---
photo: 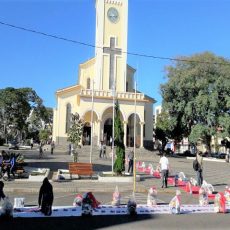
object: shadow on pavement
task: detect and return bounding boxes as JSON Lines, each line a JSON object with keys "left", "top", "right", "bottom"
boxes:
{"left": 27, "top": 162, "right": 112, "bottom": 173}
{"left": 0, "top": 215, "right": 154, "bottom": 230}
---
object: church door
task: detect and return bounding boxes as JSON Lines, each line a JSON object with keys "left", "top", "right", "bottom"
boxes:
{"left": 103, "top": 118, "right": 113, "bottom": 146}
{"left": 127, "top": 114, "right": 140, "bottom": 148}
{"left": 83, "top": 122, "right": 91, "bottom": 146}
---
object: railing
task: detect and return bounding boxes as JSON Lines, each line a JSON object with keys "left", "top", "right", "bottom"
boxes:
{"left": 80, "top": 89, "right": 145, "bottom": 100}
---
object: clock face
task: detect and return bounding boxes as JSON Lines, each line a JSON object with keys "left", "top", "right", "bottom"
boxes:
{"left": 107, "top": 7, "right": 119, "bottom": 23}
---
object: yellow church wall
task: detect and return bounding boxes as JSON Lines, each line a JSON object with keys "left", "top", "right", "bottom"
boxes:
{"left": 79, "top": 58, "right": 96, "bottom": 88}
{"left": 104, "top": 5, "right": 123, "bottom": 47}
{"left": 102, "top": 55, "right": 110, "bottom": 90}
{"left": 126, "top": 65, "right": 135, "bottom": 92}
{"left": 144, "top": 102, "right": 153, "bottom": 140}
{"left": 116, "top": 57, "right": 123, "bottom": 91}
{"left": 52, "top": 108, "right": 57, "bottom": 142}
{"left": 56, "top": 91, "right": 81, "bottom": 138}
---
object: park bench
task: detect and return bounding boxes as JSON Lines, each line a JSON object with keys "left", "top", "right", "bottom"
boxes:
{"left": 68, "top": 162, "right": 94, "bottom": 179}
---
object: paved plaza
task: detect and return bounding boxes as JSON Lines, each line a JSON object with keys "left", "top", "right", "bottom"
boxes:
{"left": 1, "top": 145, "right": 230, "bottom": 207}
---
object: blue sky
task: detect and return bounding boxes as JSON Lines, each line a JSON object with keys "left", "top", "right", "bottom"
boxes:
{"left": 0, "top": 0, "right": 230, "bottom": 109}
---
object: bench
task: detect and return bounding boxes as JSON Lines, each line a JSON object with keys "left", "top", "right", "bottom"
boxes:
{"left": 68, "top": 162, "right": 93, "bottom": 179}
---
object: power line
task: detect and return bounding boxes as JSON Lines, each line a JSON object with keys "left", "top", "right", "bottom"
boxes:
{"left": 1, "top": 20, "right": 230, "bottom": 66}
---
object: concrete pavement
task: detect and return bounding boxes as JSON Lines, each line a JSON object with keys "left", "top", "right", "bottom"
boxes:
{"left": 1, "top": 146, "right": 230, "bottom": 205}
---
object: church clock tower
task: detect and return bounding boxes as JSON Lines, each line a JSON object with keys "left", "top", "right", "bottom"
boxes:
{"left": 95, "top": 0, "right": 128, "bottom": 92}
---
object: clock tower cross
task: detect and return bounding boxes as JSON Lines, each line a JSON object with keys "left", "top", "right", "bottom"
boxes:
{"left": 95, "top": 0, "right": 128, "bottom": 92}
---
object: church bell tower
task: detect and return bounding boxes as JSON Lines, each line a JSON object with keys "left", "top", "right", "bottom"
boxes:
{"left": 95, "top": 0, "right": 128, "bottom": 92}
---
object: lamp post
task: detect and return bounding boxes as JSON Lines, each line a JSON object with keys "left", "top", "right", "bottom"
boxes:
{"left": 90, "top": 80, "right": 94, "bottom": 164}
{"left": 133, "top": 81, "right": 137, "bottom": 193}
{"left": 112, "top": 83, "right": 116, "bottom": 174}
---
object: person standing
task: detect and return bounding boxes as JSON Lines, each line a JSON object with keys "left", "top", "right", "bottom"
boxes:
{"left": 99, "top": 141, "right": 103, "bottom": 158}
{"left": 38, "top": 177, "right": 54, "bottom": 216}
{"left": 196, "top": 151, "right": 204, "bottom": 186}
{"left": 102, "top": 142, "right": 107, "bottom": 158}
{"left": 159, "top": 152, "right": 170, "bottom": 188}
{"left": 50, "top": 141, "right": 55, "bottom": 155}
{"left": 0, "top": 181, "right": 6, "bottom": 202}
{"left": 127, "top": 149, "right": 134, "bottom": 174}
{"left": 68, "top": 143, "right": 72, "bottom": 155}
{"left": 30, "top": 138, "right": 34, "bottom": 150}
{"left": 39, "top": 142, "right": 43, "bottom": 159}
{"left": 110, "top": 137, "right": 113, "bottom": 149}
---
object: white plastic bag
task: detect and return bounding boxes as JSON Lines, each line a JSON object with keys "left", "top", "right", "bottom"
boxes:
{"left": 169, "top": 190, "right": 181, "bottom": 214}
{"left": 111, "top": 186, "right": 121, "bottom": 206}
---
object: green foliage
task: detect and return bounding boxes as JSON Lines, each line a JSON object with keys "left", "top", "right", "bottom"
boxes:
{"left": 160, "top": 52, "right": 230, "bottom": 151}
{"left": 67, "top": 113, "right": 84, "bottom": 162}
{"left": 67, "top": 113, "right": 84, "bottom": 147}
{"left": 113, "top": 101, "right": 125, "bottom": 175}
{"left": 39, "top": 129, "right": 51, "bottom": 142}
{"left": 0, "top": 87, "right": 47, "bottom": 142}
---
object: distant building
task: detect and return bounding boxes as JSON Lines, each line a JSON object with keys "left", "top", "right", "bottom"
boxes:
{"left": 154, "top": 105, "right": 162, "bottom": 127}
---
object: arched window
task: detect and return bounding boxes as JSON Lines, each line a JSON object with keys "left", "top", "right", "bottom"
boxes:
{"left": 87, "top": 78, "right": 91, "bottom": 89}
{"left": 65, "top": 103, "right": 72, "bottom": 133}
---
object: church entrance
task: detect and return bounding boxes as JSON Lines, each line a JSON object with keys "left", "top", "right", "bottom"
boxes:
{"left": 83, "top": 122, "right": 91, "bottom": 145}
{"left": 103, "top": 118, "right": 113, "bottom": 146}
{"left": 127, "top": 114, "right": 140, "bottom": 148}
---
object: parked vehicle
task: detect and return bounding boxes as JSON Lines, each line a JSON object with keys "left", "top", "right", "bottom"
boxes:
{"left": 210, "top": 152, "right": 226, "bottom": 159}
{"left": 8, "top": 141, "right": 19, "bottom": 150}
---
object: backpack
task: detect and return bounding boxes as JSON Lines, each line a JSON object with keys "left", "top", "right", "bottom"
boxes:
{"left": 193, "top": 159, "right": 199, "bottom": 171}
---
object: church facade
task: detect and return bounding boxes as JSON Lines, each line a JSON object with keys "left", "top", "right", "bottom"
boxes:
{"left": 52, "top": 0, "right": 155, "bottom": 148}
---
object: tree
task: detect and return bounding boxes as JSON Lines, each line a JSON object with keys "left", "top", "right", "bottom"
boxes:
{"left": 155, "top": 110, "right": 186, "bottom": 151}
{"left": 27, "top": 107, "right": 53, "bottom": 141}
{"left": 67, "top": 113, "right": 84, "bottom": 162}
{"left": 113, "top": 101, "right": 125, "bottom": 175}
{"left": 39, "top": 129, "right": 51, "bottom": 143}
{"left": 0, "top": 87, "right": 47, "bottom": 143}
{"left": 160, "top": 52, "right": 230, "bottom": 153}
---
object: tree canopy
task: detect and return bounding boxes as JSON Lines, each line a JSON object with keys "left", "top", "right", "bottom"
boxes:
{"left": 0, "top": 87, "right": 49, "bottom": 142}
{"left": 160, "top": 52, "right": 230, "bottom": 152}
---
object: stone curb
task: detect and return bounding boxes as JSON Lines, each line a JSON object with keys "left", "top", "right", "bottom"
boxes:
{"left": 4, "top": 185, "right": 147, "bottom": 194}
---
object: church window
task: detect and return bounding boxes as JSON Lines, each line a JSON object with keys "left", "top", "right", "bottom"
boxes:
{"left": 65, "top": 103, "right": 72, "bottom": 133}
{"left": 126, "top": 82, "right": 128, "bottom": 92}
{"left": 87, "top": 78, "right": 91, "bottom": 89}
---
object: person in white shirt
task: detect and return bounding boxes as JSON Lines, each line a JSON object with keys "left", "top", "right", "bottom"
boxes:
{"left": 159, "top": 152, "right": 170, "bottom": 188}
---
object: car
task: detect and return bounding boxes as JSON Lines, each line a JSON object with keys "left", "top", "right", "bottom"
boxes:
{"left": 211, "top": 152, "right": 226, "bottom": 159}
{"left": 8, "top": 141, "right": 19, "bottom": 150}
{"left": 218, "top": 153, "right": 227, "bottom": 159}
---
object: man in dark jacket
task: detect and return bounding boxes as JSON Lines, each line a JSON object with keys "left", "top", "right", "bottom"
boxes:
{"left": 38, "top": 177, "right": 54, "bottom": 216}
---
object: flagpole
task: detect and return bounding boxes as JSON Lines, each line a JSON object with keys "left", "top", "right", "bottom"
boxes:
{"left": 90, "top": 80, "right": 94, "bottom": 163}
{"left": 133, "top": 81, "right": 137, "bottom": 193}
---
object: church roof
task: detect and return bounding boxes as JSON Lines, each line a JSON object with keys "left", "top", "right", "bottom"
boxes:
{"left": 136, "top": 90, "right": 156, "bottom": 103}
{"left": 56, "top": 85, "right": 82, "bottom": 96}
{"left": 79, "top": 57, "right": 95, "bottom": 68}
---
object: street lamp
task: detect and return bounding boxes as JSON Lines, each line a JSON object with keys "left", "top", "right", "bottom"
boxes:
{"left": 112, "top": 83, "right": 116, "bottom": 174}
{"left": 90, "top": 80, "right": 94, "bottom": 164}
{"left": 133, "top": 81, "right": 137, "bottom": 193}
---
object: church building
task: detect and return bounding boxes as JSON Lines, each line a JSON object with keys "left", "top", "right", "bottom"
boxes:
{"left": 52, "top": 0, "right": 155, "bottom": 148}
